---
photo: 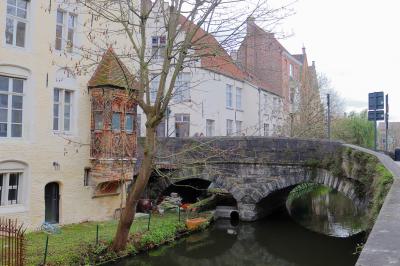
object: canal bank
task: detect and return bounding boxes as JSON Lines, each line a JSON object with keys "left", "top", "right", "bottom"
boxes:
{"left": 112, "top": 207, "right": 365, "bottom": 266}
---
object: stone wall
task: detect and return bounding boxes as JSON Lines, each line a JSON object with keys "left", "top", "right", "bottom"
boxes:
{"left": 139, "top": 137, "right": 367, "bottom": 220}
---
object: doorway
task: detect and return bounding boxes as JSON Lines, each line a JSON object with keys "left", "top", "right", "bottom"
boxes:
{"left": 45, "top": 182, "right": 60, "bottom": 224}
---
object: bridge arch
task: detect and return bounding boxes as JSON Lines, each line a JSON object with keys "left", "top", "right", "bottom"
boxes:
{"left": 230, "top": 169, "right": 366, "bottom": 221}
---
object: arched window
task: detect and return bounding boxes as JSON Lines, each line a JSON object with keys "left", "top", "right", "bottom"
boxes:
{"left": 0, "top": 161, "right": 27, "bottom": 207}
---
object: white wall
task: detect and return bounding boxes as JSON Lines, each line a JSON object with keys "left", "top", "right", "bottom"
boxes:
{"left": 137, "top": 67, "right": 285, "bottom": 138}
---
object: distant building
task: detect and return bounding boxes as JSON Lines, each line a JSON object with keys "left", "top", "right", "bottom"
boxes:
{"left": 378, "top": 122, "right": 400, "bottom": 152}
{"left": 237, "top": 17, "right": 321, "bottom": 137}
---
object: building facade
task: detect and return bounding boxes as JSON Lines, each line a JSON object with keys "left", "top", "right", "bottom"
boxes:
{"left": 0, "top": 0, "right": 316, "bottom": 228}
{"left": 0, "top": 0, "right": 140, "bottom": 229}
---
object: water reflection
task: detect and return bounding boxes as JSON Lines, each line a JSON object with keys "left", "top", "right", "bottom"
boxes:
{"left": 112, "top": 208, "right": 364, "bottom": 266}
{"left": 287, "top": 185, "right": 366, "bottom": 237}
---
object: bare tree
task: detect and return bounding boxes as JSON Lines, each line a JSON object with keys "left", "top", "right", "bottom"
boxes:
{"left": 318, "top": 72, "right": 345, "bottom": 120}
{"left": 57, "top": 0, "right": 291, "bottom": 251}
{"left": 287, "top": 71, "right": 345, "bottom": 139}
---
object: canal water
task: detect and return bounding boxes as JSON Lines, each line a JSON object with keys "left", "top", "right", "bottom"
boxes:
{"left": 114, "top": 185, "right": 365, "bottom": 266}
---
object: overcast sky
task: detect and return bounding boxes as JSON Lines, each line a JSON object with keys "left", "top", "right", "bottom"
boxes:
{"left": 274, "top": 0, "right": 400, "bottom": 121}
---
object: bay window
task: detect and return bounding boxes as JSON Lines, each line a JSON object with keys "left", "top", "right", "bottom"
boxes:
{"left": 0, "top": 75, "right": 24, "bottom": 138}
{"left": 5, "top": 0, "right": 28, "bottom": 48}
{"left": 125, "top": 114, "right": 134, "bottom": 133}
{"left": 94, "top": 112, "right": 103, "bottom": 130}
{"left": 112, "top": 113, "right": 121, "bottom": 131}
{"left": 53, "top": 88, "right": 73, "bottom": 133}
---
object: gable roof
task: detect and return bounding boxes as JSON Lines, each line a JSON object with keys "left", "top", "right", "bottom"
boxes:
{"left": 292, "top": 54, "right": 304, "bottom": 63}
{"left": 179, "top": 15, "right": 248, "bottom": 81}
{"left": 88, "top": 48, "right": 137, "bottom": 90}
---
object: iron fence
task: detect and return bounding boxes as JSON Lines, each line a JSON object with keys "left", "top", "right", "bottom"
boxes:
{"left": 0, "top": 218, "right": 25, "bottom": 266}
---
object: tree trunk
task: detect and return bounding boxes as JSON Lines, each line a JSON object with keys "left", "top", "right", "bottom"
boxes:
{"left": 111, "top": 126, "right": 156, "bottom": 252}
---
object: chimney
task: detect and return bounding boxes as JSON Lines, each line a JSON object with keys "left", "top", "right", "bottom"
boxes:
{"left": 247, "top": 16, "right": 256, "bottom": 24}
{"left": 230, "top": 50, "right": 238, "bottom": 61}
{"left": 312, "top": 61, "right": 315, "bottom": 67}
{"left": 302, "top": 46, "right": 306, "bottom": 55}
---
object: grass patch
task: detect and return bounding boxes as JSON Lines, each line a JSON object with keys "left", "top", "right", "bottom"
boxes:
{"left": 26, "top": 211, "right": 210, "bottom": 266}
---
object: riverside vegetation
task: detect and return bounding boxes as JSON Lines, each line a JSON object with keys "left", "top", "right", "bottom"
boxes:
{"left": 26, "top": 212, "right": 212, "bottom": 265}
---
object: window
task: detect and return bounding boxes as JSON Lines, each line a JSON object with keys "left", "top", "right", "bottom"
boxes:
{"left": 174, "top": 73, "right": 190, "bottom": 103}
{"left": 55, "top": 9, "right": 76, "bottom": 52}
{"left": 206, "top": 119, "right": 215, "bottom": 137}
{"left": 137, "top": 114, "right": 141, "bottom": 136}
{"left": 226, "top": 119, "right": 233, "bottom": 136}
{"left": 0, "top": 76, "right": 24, "bottom": 138}
{"left": 94, "top": 112, "right": 103, "bottom": 130}
{"left": 263, "top": 123, "right": 269, "bottom": 136}
{"left": 289, "top": 64, "right": 293, "bottom": 78}
{"left": 112, "top": 113, "right": 121, "bottom": 131}
{"left": 226, "top": 85, "right": 233, "bottom": 108}
{"left": 151, "top": 36, "right": 166, "bottom": 59}
{"left": 53, "top": 88, "right": 73, "bottom": 132}
{"left": 175, "top": 114, "right": 190, "bottom": 137}
{"left": 236, "top": 88, "right": 242, "bottom": 110}
{"left": 263, "top": 94, "right": 268, "bottom": 111}
{"left": 150, "top": 74, "right": 160, "bottom": 103}
{"left": 290, "top": 87, "right": 295, "bottom": 104}
{"left": 125, "top": 114, "right": 134, "bottom": 133}
{"left": 0, "top": 172, "right": 22, "bottom": 206}
{"left": 5, "top": 0, "right": 28, "bottom": 48}
{"left": 236, "top": 120, "right": 242, "bottom": 135}
{"left": 156, "top": 119, "right": 165, "bottom": 137}
{"left": 83, "top": 167, "right": 90, "bottom": 186}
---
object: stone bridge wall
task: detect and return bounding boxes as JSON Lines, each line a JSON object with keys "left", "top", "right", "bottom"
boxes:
{"left": 138, "top": 137, "right": 371, "bottom": 221}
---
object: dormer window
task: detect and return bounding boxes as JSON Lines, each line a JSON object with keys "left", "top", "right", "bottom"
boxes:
{"left": 5, "top": 0, "right": 29, "bottom": 48}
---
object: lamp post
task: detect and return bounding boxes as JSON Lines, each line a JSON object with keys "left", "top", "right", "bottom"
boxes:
{"left": 327, "top": 94, "right": 331, "bottom": 140}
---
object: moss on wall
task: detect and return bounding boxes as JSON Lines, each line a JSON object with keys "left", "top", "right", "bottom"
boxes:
{"left": 305, "top": 147, "right": 394, "bottom": 230}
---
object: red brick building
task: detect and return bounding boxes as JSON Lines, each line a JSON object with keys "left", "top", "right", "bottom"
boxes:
{"left": 87, "top": 48, "right": 138, "bottom": 196}
{"left": 237, "top": 17, "right": 322, "bottom": 136}
{"left": 237, "top": 17, "right": 303, "bottom": 113}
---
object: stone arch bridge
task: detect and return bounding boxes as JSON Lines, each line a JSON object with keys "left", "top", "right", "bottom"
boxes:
{"left": 138, "top": 137, "right": 368, "bottom": 221}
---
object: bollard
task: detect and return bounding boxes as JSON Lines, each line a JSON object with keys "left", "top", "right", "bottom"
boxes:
{"left": 96, "top": 224, "right": 99, "bottom": 245}
{"left": 147, "top": 211, "right": 151, "bottom": 231}
{"left": 43, "top": 235, "right": 49, "bottom": 265}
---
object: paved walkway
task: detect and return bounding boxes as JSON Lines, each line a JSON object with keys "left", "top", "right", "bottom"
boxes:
{"left": 344, "top": 144, "right": 400, "bottom": 266}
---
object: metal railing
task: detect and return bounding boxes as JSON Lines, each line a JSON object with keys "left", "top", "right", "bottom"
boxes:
{"left": 0, "top": 218, "right": 26, "bottom": 266}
